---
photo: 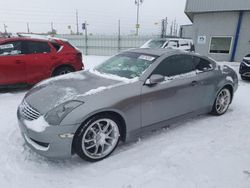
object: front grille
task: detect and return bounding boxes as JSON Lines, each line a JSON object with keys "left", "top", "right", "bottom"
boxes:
{"left": 19, "top": 100, "right": 41, "bottom": 121}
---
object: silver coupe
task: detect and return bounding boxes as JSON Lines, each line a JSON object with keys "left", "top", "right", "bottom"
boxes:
{"left": 17, "top": 49, "right": 238, "bottom": 162}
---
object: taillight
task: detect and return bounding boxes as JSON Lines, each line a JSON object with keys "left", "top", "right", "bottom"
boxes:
{"left": 77, "top": 52, "right": 82, "bottom": 60}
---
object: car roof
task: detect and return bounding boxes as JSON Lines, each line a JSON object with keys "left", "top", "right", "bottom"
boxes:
{"left": 0, "top": 35, "right": 67, "bottom": 44}
{"left": 0, "top": 37, "right": 51, "bottom": 44}
{"left": 126, "top": 48, "right": 182, "bottom": 57}
{"left": 150, "top": 38, "right": 193, "bottom": 42}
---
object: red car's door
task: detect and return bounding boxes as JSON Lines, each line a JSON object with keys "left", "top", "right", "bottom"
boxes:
{"left": 24, "top": 40, "right": 53, "bottom": 84}
{"left": 0, "top": 41, "right": 26, "bottom": 85}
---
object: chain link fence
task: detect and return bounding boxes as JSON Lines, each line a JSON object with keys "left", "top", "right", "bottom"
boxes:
{"left": 56, "top": 34, "right": 160, "bottom": 56}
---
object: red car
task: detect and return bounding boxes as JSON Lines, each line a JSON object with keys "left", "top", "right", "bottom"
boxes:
{"left": 0, "top": 36, "right": 83, "bottom": 87}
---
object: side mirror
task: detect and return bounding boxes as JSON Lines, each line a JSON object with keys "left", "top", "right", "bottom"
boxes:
{"left": 145, "top": 74, "right": 165, "bottom": 85}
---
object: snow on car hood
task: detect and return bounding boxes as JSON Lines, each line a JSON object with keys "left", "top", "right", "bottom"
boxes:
{"left": 24, "top": 70, "right": 128, "bottom": 114}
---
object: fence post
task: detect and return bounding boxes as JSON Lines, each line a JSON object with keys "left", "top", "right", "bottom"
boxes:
{"left": 118, "top": 20, "right": 121, "bottom": 53}
{"left": 84, "top": 21, "right": 88, "bottom": 55}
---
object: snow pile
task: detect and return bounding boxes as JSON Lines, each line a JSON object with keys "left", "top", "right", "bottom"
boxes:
{"left": 83, "top": 86, "right": 107, "bottom": 96}
{"left": 55, "top": 87, "right": 78, "bottom": 106}
{"left": 24, "top": 116, "right": 49, "bottom": 133}
{"left": 79, "top": 82, "right": 129, "bottom": 97}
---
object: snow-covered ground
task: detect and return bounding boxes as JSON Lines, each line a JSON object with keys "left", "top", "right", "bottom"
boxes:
{"left": 0, "top": 56, "right": 250, "bottom": 188}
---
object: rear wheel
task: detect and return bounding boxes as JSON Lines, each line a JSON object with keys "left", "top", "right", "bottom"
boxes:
{"left": 211, "top": 88, "right": 231, "bottom": 116}
{"left": 74, "top": 114, "right": 121, "bottom": 162}
{"left": 52, "top": 66, "right": 74, "bottom": 77}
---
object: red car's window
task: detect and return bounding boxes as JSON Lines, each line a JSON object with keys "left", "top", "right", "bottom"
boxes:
{"left": 51, "top": 42, "right": 61, "bottom": 52}
{"left": 0, "top": 41, "right": 23, "bottom": 56}
{"left": 26, "top": 41, "right": 51, "bottom": 54}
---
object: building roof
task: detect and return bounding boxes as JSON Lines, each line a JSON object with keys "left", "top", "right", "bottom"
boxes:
{"left": 185, "top": 0, "right": 250, "bottom": 21}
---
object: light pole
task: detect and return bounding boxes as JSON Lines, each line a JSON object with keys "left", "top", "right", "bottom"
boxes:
{"left": 135, "top": 0, "right": 143, "bottom": 36}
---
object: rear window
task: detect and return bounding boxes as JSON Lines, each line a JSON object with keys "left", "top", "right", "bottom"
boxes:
{"left": 51, "top": 42, "right": 61, "bottom": 51}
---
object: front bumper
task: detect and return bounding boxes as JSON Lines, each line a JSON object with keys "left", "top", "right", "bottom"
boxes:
{"left": 17, "top": 108, "right": 81, "bottom": 159}
{"left": 239, "top": 61, "right": 250, "bottom": 77}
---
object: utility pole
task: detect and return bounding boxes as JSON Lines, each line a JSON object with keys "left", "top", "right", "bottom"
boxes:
{"left": 76, "top": 9, "right": 79, "bottom": 35}
{"left": 160, "top": 17, "right": 168, "bottom": 38}
{"left": 135, "top": 0, "right": 143, "bottom": 36}
{"left": 170, "top": 21, "right": 173, "bottom": 36}
{"left": 51, "top": 22, "right": 54, "bottom": 33}
{"left": 3, "top": 24, "right": 7, "bottom": 34}
{"left": 165, "top": 17, "right": 168, "bottom": 36}
{"left": 118, "top": 19, "right": 121, "bottom": 52}
{"left": 173, "top": 18, "right": 177, "bottom": 36}
{"left": 83, "top": 21, "right": 88, "bottom": 55}
{"left": 27, "top": 22, "right": 30, "bottom": 33}
{"left": 161, "top": 19, "right": 165, "bottom": 38}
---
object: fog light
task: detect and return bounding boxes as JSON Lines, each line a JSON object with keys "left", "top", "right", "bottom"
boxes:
{"left": 59, "top": 133, "right": 74, "bottom": 139}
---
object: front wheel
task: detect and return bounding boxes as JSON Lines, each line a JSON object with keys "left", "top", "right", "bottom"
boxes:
{"left": 211, "top": 88, "right": 231, "bottom": 116}
{"left": 74, "top": 114, "right": 121, "bottom": 162}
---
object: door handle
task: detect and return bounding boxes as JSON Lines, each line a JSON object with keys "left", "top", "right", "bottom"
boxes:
{"left": 191, "top": 81, "right": 199, "bottom": 86}
{"left": 16, "top": 60, "right": 24, "bottom": 64}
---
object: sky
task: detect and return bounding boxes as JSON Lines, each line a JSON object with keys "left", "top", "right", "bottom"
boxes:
{"left": 0, "top": 0, "right": 191, "bottom": 35}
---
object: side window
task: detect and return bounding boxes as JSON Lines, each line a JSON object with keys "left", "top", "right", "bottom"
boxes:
{"left": 27, "top": 41, "right": 51, "bottom": 54}
{"left": 193, "top": 56, "right": 213, "bottom": 72}
{"left": 179, "top": 41, "right": 189, "bottom": 47}
{"left": 152, "top": 55, "right": 195, "bottom": 77}
{"left": 0, "top": 41, "right": 22, "bottom": 56}
{"left": 167, "top": 41, "right": 178, "bottom": 48}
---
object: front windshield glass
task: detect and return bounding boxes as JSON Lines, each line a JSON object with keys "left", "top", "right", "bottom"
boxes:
{"left": 95, "top": 52, "right": 158, "bottom": 79}
{"left": 141, "top": 39, "right": 167, "bottom": 48}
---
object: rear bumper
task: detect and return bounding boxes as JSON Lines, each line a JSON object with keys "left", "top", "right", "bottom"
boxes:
{"left": 239, "top": 62, "right": 250, "bottom": 77}
{"left": 17, "top": 108, "right": 80, "bottom": 159}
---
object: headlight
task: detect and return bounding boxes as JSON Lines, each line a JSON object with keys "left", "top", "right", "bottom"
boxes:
{"left": 45, "top": 100, "right": 83, "bottom": 125}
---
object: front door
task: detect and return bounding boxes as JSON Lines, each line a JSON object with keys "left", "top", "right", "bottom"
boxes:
{"left": 0, "top": 41, "right": 26, "bottom": 85}
{"left": 141, "top": 54, "right": 204, "bottom": 127}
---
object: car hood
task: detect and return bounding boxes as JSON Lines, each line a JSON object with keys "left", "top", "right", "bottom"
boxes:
{"left": 24, "top": 70, "right": 124, "bottom": 114}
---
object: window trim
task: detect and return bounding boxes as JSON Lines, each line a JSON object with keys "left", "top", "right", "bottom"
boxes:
{"left": 208, "top": 36, "right": 233, "bottom": 55}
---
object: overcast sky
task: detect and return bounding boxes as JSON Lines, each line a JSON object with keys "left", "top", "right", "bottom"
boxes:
{"left": 0, "top": 0, "right": 191, "bottom": 35}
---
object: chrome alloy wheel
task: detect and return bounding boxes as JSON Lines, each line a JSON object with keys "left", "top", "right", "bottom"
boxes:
{"left": 215, "top": 89, "right": 231, "bottom": 114}
{"left": 82, "top": 118, "right": 120, "bottom": 159}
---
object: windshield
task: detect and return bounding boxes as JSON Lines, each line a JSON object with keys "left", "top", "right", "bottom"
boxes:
{"left": 141, "top": 39, "right": 167, "bottom": 48}
{"left": 95, "top": 52, "right": 158, "bottom": 79}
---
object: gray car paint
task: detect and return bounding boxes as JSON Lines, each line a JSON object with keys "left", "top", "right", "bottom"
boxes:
{"left": 17, "top": 49, "right": 238, "bottom": 158}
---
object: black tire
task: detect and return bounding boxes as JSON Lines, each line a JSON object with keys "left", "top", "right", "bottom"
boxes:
{"left": 211, "top": 88, "right": 231, "bottom": 116}
{"left": 52, "top": 66, "right": 74, "bottom": 77}
{"left": 74, "top": 114, "right": 121, "bottom": 162}
{"left": 241, "top": 75, "right": 247, "bottom": 81}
